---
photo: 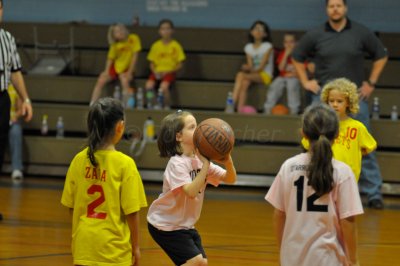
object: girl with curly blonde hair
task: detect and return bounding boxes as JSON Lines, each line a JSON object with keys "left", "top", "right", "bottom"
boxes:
{"left": 302, "top": 78, "right": 377, "bottom": 181}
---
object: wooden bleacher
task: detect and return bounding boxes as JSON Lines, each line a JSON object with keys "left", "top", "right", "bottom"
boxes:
{"left": 2, "top": 22, "right": 400, "bottom": 189}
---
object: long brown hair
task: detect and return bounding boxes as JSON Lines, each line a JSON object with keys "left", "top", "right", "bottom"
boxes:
{"left": 157, "top": 110, "right": 192, "bottom": 158}
{"left": 302, "top": 103, "right": 339, "bottom": 195}
{"left": 87, "top": 98, "right": 124, "bottom": 166}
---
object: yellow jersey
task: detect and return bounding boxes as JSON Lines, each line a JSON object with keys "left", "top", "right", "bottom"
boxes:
{"left": 61, "top": 147, "right": 147, "bottom": 266}
{"left": 107, "top": 34, "right": 142, "bottom": 74}
{"left": 147, "top": 39, "right": 186, "bottom": 73}
{"left": 8, "top": 85, "right": 19, "bottom": 122}
{"left": 301, "top": 117, "right": 377, "bottom": 181}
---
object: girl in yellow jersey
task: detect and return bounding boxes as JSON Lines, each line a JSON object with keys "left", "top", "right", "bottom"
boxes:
{"left": 61, "top": 97, "right": 147, "bottom": 266}
{"left": 90, "top": 24, "right": 142, "bottom": 105}
{"left": 302, "top": 78, "right": 377, "bottom": 182}
{"left": 145, "top": 19, "right": 186, "bottom": 109}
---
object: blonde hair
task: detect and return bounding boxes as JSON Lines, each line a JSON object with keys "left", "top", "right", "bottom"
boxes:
{"left": 107, "top": 23, "right": 129, "bottom": 45}
{"left": 321, "top": 78, "right": 359, "bottom": 114}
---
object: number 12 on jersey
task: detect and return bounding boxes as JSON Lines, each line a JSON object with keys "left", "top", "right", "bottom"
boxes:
{"left": 294, "top": 175, "right": 328, "bottom": 212}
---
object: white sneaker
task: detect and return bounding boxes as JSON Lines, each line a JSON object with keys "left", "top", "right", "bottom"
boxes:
{"left": 11, "top": 170, "right": 24, "bottom": 183}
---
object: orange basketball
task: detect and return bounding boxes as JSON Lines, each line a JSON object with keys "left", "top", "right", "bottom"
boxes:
{"left": 193, "top": 118, "right": 235, "bottom": 161}
{"left": 271, "top": 104, "right": 290, "bottom": 115}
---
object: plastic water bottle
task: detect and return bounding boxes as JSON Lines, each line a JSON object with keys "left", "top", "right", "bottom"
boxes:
{"left": 126, "top": 93, "right": 136, "bottom": 109}
{"left": 371, "top": 97, "right": 380, "bottom": 120}
{"left": 136, "top": 87, "right": 144, "bottom": 109}
{"left": 225, "top": 91, "right": 234, "bottom": 113}
{"left": 56, "top": 116, "right": 64, "bottom": 139}
{"left": 41, "top": 114, "right": 48, "bottom": 136}
{"left": 113, "top": 85, "right": 121, "bottom": 101}
{"left": 143, "top": 117, "right": 155, "bottom": 141}
{"left": 155, "top": 88, "right": 164, "bottom": 110}
{"left": 146, "top": 90, "right": 154, "bottom": 109}
{"left": 391, "top": 105, "right": 398, "bottom": 121}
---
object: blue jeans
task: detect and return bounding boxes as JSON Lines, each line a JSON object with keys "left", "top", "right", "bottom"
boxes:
{"left": 8, "top": 122, "right": 23, "bottom": 171}
{"left": 354, "top": 100, "right": 383, "bottom": 201}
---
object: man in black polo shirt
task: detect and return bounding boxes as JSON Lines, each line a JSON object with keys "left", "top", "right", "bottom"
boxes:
{"left": 0, "top": 0, "right": 33, "bottom": 176}
{"left": 292, "top": 0, "right": 388, "bottom": 209}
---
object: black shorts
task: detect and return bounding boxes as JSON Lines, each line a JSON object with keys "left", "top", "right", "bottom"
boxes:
{"left": 148, "top": 222, "right": 206, "bottom": 266}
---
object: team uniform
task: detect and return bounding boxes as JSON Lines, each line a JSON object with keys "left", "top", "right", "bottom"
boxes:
{"left": 244, "top": 42, "right": 274, "bottom": 85}
{"left": 302, "top": 117, "right": 377, "bottom": 181}
{"left": 265, "top": 153, "right": 364, "bottom": 266}
{"left": 108, "top": 34, "right": 142, "bottom": 79}
{"left": 147, "top": 154, "right": 225, "bottom": 265}
{"left": 147, "top": 39, "right": 186, "bottom": 83}
{"left": 61, "top": 148, "right": 147, "bottom": 266}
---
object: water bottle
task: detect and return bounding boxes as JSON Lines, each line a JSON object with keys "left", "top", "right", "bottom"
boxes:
{"left": 146, "top": 89, "right": 154, "bottom": 109}
{"left": 136, "top": 87, "right": 144, "bottom": 109}
{"left": 126, "top": 93, "right": 136, "bottom": 109}
{"left": 225, "top": 91, "right": 234, "bottom": 113}
{"left": 41, "top": 114, "right": 48, "bottom": 136}
{"left": 143, "top": 117, "right": 155, "bottom": 141}
{"left": 113, "top": 85, "right": 121, "bottom": 100}
{"left": 56, "top": 116, "right": 64, "bottom": 139}
{"left": 155, "top": 88, "right": 164, "bottom": 110}
{"left": 371, "top": 97, "right": 380, "bottom": 120}
{"left": 391, "top": 105, "right": 398, "bottom": 121}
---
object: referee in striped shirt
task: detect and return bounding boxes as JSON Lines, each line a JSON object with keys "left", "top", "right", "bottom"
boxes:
{"left": 0, "top": 0, "right": 33, "bottom": 181}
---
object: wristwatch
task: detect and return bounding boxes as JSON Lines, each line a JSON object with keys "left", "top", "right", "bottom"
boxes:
{"left": 24, "top": 98, "right": 31, "bottom": 104}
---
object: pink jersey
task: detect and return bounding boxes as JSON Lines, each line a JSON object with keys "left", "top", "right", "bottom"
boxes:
{"left": 147, "top": 154, "right": 226, "bottom": 231}
{"left": 265, "top": 153, "right": 363, "bottom": 266}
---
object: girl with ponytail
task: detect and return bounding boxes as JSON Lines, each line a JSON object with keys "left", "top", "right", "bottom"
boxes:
{"left": 266, "top": 103, "right": 363, "bottom": 266}
{"left": 61, "top": 97, "right": 147, "bottom": 266}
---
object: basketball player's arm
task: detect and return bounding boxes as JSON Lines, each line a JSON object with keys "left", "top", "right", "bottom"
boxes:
{"left": 11, "top": 71, "right": 33, "bottom": 122}
{"left": 126, "top": 212, "right": 141, "bottom": 266}
{"left": 183, "top": 153, "right": 210, "bottom": 198}
{"left": 273, "top": 209, "right": 286, "bottom": 249}
{"left": 217, "top": 155, "right": 236, "bottom": 184}
{"left": 340, "top": 216, "right": 359, "bottom": 266}
{"left": 127, "top": 52, "right": 139, "bottom": 75}
{"left": 292, "top": 59, "right": 320, "bottom": 94}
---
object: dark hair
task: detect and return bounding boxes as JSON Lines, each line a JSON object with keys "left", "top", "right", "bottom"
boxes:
{"left": 87, "top": 97, "right": 124, "bottom": 166}
{"left": 0, "top": 0, "right": 3, "bottom": 8}
{"left": 158, "top": 110, "right": 192, "bottom": 158}
{"left": 326, "top": 0, "right": 347, "bottom": 6}
{"left": 302, "top": 103, "right": 339, "bottom": 196}
{"left": 158, "top": 19, "right": 174, "bottom": 29}
{"left": 248, "top": 20, "right": 272, "bottom": 43}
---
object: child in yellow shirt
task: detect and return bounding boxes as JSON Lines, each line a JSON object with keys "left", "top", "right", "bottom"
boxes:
{"left": 90, "top": 23, "right": 141, "bottom": 105}
{"left": 145, "top": 19, "right": 186, "bottom": 109}
{"left": 302, "top": 78, "right": 377, "bottom": 181}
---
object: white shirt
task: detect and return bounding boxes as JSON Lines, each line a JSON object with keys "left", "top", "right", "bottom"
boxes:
{"left": 265, "top": 153, "right": 364, "bottom": 266}
{"left": 244, "top": 42, "right": 274, "bottom": 76}
{"left": 147, "top": 154, "right": 226, "bottom": 231}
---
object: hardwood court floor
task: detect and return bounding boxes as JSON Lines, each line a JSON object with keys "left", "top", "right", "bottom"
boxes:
{"left": 1, "top": 176, "right": 400, "bottom": 266}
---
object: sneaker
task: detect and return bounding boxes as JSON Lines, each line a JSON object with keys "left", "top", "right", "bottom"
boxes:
{"left": 11, "top": 170, "right": 24, "bottom": 184}
{"left": 368, "top": 199, "right": 384, "bottom": 210}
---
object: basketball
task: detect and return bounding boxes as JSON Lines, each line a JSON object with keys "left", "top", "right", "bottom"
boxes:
{"left": 193, "top": 118, "right": 235, "bottom": 161}
{"left": 271, "top": 104, "right": 290, "bottom": 115}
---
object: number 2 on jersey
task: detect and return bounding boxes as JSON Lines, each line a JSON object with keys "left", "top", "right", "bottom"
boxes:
{"left": 87, "top": 184, "right": 107, "bottom": 219}
{"left": 294, "top": 175, "right": 328, "bottom": 212}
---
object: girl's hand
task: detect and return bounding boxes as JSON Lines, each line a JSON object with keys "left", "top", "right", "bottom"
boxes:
{"left": 213, "top": 154, "right": 233, "bottom": 166}
{"left": 195, "top": 149, "right": 210, "bottom": 166}
{"left": 241, "top": 64, "right": 251, "bottom": 72}
{"left": 132, "top": 246, "right": 140, "bottom": 266}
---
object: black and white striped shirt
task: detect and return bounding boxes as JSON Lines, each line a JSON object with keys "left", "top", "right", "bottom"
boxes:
{"left": 0, "top": 28, "right": 22, "bottom": 91}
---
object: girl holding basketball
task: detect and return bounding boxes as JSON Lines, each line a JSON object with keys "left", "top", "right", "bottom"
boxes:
{"left": 61, "top": 97, "right": 147, "bottom": 266}
{"left": 232, "top": 20, "right": 274, "bottom": 112}
{"left": 266, "top": 104, "right": 363, "bottom": 266}
{"left": 147, "top": 110, "right": 236, "bottom": 266}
